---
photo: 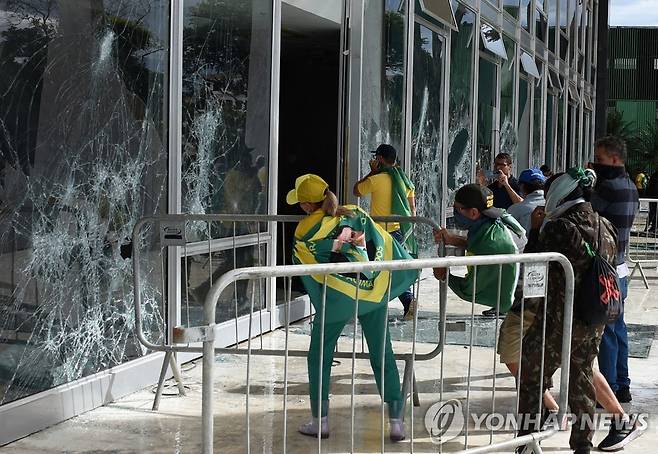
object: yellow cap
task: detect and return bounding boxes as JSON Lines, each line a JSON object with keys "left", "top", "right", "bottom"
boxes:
{"left": 286, "top": 174, "right": 329, "bottom": 205}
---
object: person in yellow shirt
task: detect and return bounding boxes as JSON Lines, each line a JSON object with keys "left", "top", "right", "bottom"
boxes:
{"left": 353, "top": 144, "right": 417, "bottom": 320}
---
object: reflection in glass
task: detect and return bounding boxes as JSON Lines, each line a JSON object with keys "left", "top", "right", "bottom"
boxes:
{"left": 500, "top": 36, "right": 517, "bottom": 168}
{"left": 411, "top": 23, "right": 444, "bottom": 256}
{"left": 520, "top": 0, "right": 531, "bottom": 32}
{"left": 520, "top": 52, "right": 540, "bottom": 79}
{"left": 448, "top": 4, "right": 475, "bottom": 207}
{"left": 547, "top": 0, "right": 557, "bottom": 53}
{"left": 181, "top": 0, "right": 272, "bottom": 237}
{"left": 545, "top": 93, "right": 556, "bottom": 169}
{"left": 481, "top": 25, "right": 508, "bottom": 60}
{"left": 361, "top": 0, "right": 405, "bottom": 171}
{"left": 535, "top": 5, "right": 548, "bottom": 43}
{"left": 517, "top": 77, "right": 531, "bottom": 171}
{"left": 503, "top": 0, "right": 520, "bottom": 19}
{"left": 477, "top": 58, "right": 498, "bottom": 172}
{"left": 0, "top": 0, "right": 169, "bottom": 404}
{"left": 532, "top": 63, "right": 544, "bottom": 166}
{"left": 181, "top": 244, "right": 267, "bottom": 326}
{"left": 556, "top": 96, "right": 566, "bottom": 170}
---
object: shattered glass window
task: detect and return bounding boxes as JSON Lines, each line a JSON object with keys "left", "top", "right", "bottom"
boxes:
{"left": 517, "top": 76, "right": 531, "bottom": 172}
{"left": 360, "top": 0, "right": 405, "bottom": 175}
{"left": 500, "top": 35, "right": 517, "bottom": 172}
{"left": 411, "top": 23, "right": 444, "bottom": 256}
{"left": 447, "top": 3, "right": 475, "bottom": 207}
{"left": 0, "top": 0, "right": 169, "bottom": 404}
{"left": 181, "top": 0, "right": 272, "bottom": 239}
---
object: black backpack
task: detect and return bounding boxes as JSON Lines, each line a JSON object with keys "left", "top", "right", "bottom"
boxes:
{"left": 572, "top": 217, "right": 622, "bottom": 326}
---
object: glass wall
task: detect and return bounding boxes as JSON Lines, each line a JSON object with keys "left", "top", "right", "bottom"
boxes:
{"left": 500, "top": 36, "right": 517, "bottom": 163}
{"left": 476, "top": 57, "right": 498, "bottom": 171}
{"left": 410, "top": 22, "right": 444, "bottom": 255}
{"left": 361, "top": 0, "right": 405, "bottom": 166}
{"left": 517, "top": 76, "right": 531, "bottom": 172}
{"left": 531, "top": 63, "right": 544, "bottom": 166}
{"left": 0, "top": 0, "right": 169, "bottom": 405}
{"left": 181, "top": 0, "right": 272, "bottom": 239}
{"left": 179, "top": 0, "right": 272, "bottom": 324}
{"left": 447, "top": 4, "right": 475, "bottom": 206}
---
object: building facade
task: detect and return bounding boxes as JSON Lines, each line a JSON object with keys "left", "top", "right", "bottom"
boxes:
{"left": 0, "top": 0, "right": 599, "bottom": 444}
{"left": 608, "top": 27, "right": 658, "bottom": 131}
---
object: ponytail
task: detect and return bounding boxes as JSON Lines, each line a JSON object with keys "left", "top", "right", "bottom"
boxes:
{"left": 321, "top": 190, "right": 354, "bottom": 218}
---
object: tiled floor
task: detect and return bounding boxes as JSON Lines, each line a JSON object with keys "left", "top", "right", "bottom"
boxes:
{"left": 4, "top": 267, "right": 658, "bottom": 453}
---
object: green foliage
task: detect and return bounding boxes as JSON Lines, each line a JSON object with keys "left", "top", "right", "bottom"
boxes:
{"left": 634, "top": 122, "right": 658, "bottom": 169}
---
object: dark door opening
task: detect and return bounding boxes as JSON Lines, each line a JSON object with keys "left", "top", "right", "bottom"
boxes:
{"left": 277, "top": 4, "right": 341, "bottom": 270}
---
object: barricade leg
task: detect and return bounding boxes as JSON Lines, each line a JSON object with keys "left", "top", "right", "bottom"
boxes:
{"left": 152, "top": 351, "right": 172, "bottom": 411}
{"left": 152, "top": 351, "right": 186, "bottom": 411}
{"left": 202, "top": 338, "right": 215, "bottom": 454}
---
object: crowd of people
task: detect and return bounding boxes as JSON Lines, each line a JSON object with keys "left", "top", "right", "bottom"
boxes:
{"left": 286, "top": 137, "right": 643, "bottom": 453}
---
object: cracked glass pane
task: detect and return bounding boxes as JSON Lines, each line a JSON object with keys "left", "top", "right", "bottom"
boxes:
{"left": 0, "top": 0, "right": 169, "bottom": 404}
{"left": 181, "top": 0, "right": 272, "bottom": 239}
{"left": 181, "top": 243, "right": 267, "bottom": 326}
{"left": 500, "top": 35, "right": 517, "bottom": 172}
{"left": 447, "top": 3, "right": 475, "bottom": 208}
{"left": 360, "top": 0, "right": 405, "bottom": 197}
{"left": 411, "top": 23, "right": 444, "bottom": 256}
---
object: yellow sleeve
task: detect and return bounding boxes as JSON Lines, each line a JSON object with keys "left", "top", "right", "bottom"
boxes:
{"left": 357, "top": 176, "right": 374, "bottom": 196}
{"left": 406, "top": 187, "right": 415, "bottom": 197}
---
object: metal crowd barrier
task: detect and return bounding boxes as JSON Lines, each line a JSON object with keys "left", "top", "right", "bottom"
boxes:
{"left": 628, "top": 197, "right": 658, "bottom": 288}
{"left": 131, "top": 214, "right": 442, "bottom": 411}
{"left": 133, "top": 248, "right": 574, "bottom": 453}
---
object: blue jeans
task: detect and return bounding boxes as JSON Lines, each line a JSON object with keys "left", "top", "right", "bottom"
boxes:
{"left": 390, "top": 229, "right": 414, "bottom": 310}
{"left": 597, "top": 275, "right": 630, "bottom": 392}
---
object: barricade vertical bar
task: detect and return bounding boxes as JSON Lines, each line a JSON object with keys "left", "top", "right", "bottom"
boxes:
{"left": 208, "top": 222, "right": 213, "bottom": 289}
{"left": 152, "top": 351, "right": 173, "bottom": 411}
{"left": 256, "top": 223, "right": 264, "bottom": 349}
{"left": 490, "top": 264, "right": 503, "bottom": 444}
{"left": 439, "top": 269, "right": 447, "bottom": 454}
{"left": 245, "top": 276, "right": 256, "bottom": 454}
{"left": 538, "top": 269, "right": 549, "bottom": 422}
{"left": 184, "top": 232, "right": 190, "bottom": 328}
{"left": 515, "top": 292, "right": 525, "bottom": 416}
{"left": 317, "top": 275, "right": 328, "bottom": 452}
{"left": 202, "top": 331, "right": 214, "bottom": 454}
{"left": 350, "top": 275, "right": 361, "bottom": 454}
{"left": 233, "top": 222, "right": 239, "bottom": 348}
{"left": 464, "top": 265, "right": 478, "bottom": 449}
{"left": 382, "top": 272, "right": 393, "bottom": 453}
{"left": 409, "top": 274, "right": 421, "bottom": 452}
{"left": 283, "top": 277, "right": 292, "bottom": 453}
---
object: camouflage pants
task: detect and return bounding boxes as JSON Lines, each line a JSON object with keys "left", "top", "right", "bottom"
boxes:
{"left": 517, "top": 300, "right": 604, "bottom": 450}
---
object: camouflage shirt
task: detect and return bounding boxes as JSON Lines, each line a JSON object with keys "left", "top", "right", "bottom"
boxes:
{"left": 525, "top": 202, "right": 617, "bottom": 320}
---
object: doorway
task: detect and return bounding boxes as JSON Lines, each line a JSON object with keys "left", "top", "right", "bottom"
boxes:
{"left": 276, "top": 2, "right": 341, "bottom": 266}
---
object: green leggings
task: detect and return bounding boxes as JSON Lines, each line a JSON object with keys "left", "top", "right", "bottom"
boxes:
{"left": 307, "top": 305, "right": 402, "bottom": 417}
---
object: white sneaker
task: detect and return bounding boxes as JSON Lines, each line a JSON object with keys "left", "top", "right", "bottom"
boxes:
{"left": 298, "top": 416, "right": 329, "bottom": 439}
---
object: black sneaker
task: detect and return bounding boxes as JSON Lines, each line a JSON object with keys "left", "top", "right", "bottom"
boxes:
{"left": 482, "top": 308, "right": 500, "bottom": 317}
{"left": 573, "top": 449, "right": 590, "bottom": 454}
{"left": 598, "top": 417, "right": 645, "bottom": 451}
{"left": 616, "top": 387, "right": 632, "bottom": 403}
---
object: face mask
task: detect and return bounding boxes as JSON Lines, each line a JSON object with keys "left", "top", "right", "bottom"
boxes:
{"left": 453, "top": 207, "right": 475, "bottom": 230}
{"left": 590, "top": 162, "right": 623, "bottom": 180}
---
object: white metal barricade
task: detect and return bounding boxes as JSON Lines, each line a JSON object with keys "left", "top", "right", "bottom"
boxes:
{"left": 131, "top": 214, "right": 442, "bottom": 411}
{"left": 628, "top": 197, "right": 658, "bottom": 288}
{"left": 149, "top": 253, "right": 575, "bottom": 454}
